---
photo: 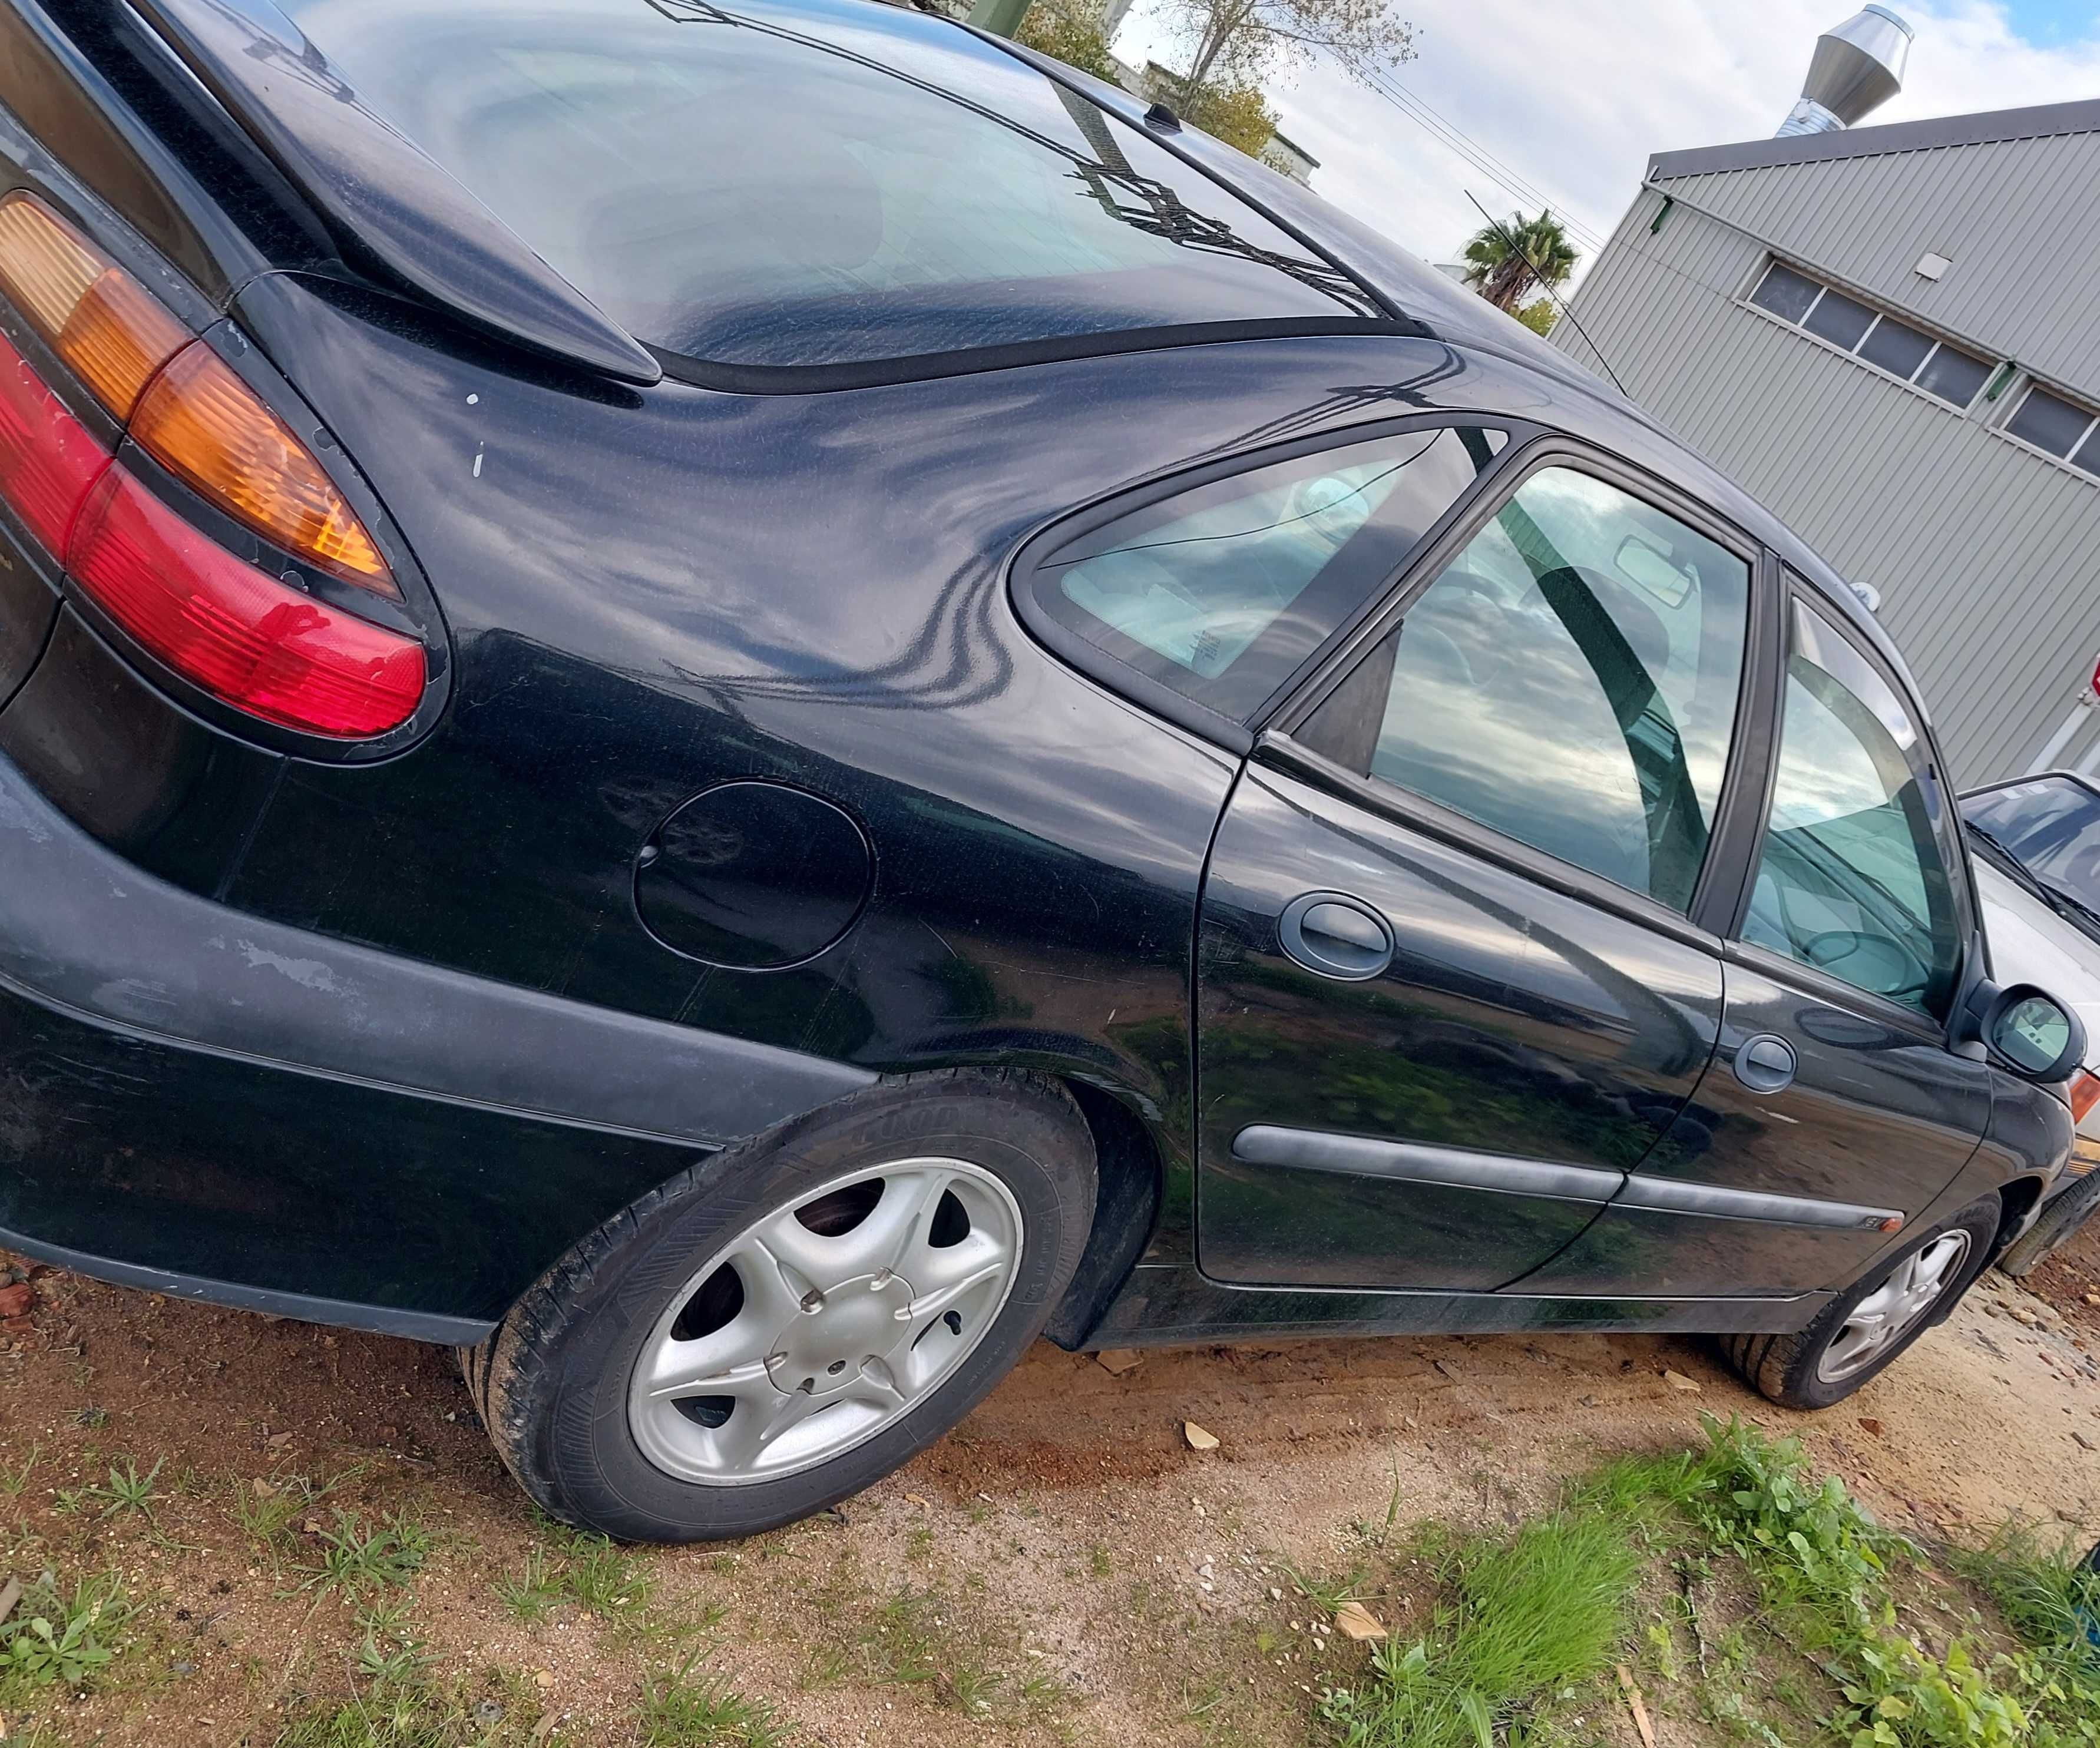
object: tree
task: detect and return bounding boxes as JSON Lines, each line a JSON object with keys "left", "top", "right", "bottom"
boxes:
{"left": 1157, "top": 0, "right": 1414, "bottom": 120}
{"left": 1015, "top": 0, "right": 1121, "bottom": 84}
{"left": 1461, "top": 210, "right": 1578, "bottom": 313}
{"left": 1182, "top": 80, "right": 1279, "bottom": 157}
{"left": 1514, "top": 299, "right": 1557, "bottom": 336}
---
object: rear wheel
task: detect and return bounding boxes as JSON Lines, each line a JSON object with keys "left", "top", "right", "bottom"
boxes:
{"left": 1721, "top": 1195, "right": 1997, "bottom": 1409}
{"left": 464, "top": 1072, "right": 1096, "bottom": 1541}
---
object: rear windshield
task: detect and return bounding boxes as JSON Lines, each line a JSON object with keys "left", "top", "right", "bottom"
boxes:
{"left": 279, "top": 0, "right": 1382, "bottom": 371}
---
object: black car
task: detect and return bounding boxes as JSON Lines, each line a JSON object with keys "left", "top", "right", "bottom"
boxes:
{"left": 0, "top": 0, "right": 2082, "bottom": 1542}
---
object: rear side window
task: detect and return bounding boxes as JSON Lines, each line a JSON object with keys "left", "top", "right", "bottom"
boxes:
{"left": 280, "top": 0, "right": 1382, "bottom": 371}
{"left": 1024, "top": 426, "right": 1503, "bottom": 721}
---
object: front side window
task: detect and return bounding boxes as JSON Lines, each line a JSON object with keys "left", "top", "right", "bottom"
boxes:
{"left": 1299, "top": 465, "right": 1751, "bottom": 910}
{"left": 1028, "top": 426, "right": 1502, "bottom": 720}
{"left": 1741, "top": 601, "right": 1962, "bottom": 1017}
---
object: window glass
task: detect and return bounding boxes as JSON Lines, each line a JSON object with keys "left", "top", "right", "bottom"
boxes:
{"left": 1962, "top": 777, "right": 2100, "bottom": 913}
{"left": 280, "top": 0, "right": 1378, "bottom": 369}
{"left": 1856, "top": 317, "right": 1933, "bottom": 379}
{"left": 1916, "top": 345, "right": 1990, "bottom": 407}
{"left": 2009, "top": 388, "right": 2095, "bottom": 459}
{"left": 1741, "top": 603, "right": 1961, "bottom": 1017}
{"left": 1307, "top": 466, "right": 1751, "bottom": 910}
{"left": 1751, "top": 262, "right": 1820, "bottom": 323}
{"left": 1803, "top": 289, "right": 1875, "bottom": 349}
{"left": 2073, "top": 428, "right": 2100, "bottom": 480}
{"left": 1032, "top": 427, "right": 1502, "bottom": 720}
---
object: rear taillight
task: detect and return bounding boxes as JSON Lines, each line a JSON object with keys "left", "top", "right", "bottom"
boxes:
{"left": 2069, "top": 1067, "right": 2100, "bottom": 1124}
{"left": 131, "top": 340, "right": 395, "bottom": 595}
{"left": 0, "top": 327, "right": 110, "bottom": 556}
{"left": 0, "top": 189, "right": 421, "bottom": 739}
{"left": 0, "top": 193, "right": 186, "bottom": 419}
{"left": 68, "top": 469, "right": 423, "bottom": 737}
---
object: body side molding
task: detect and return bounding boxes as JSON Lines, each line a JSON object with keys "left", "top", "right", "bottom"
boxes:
{"left": 1232, "top": 1125, "right": 1906, "bottom": 1231}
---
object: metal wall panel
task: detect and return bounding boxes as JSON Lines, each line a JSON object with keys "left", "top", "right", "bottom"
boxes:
{"left": 1552, "top": 189, "right": 2100, "bottom": 784}
{"left": 1652, "top": 133, "right": 2100, "bottom": 401}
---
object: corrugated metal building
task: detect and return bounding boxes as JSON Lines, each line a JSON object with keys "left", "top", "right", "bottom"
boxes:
{"left": 1551, "top": 99, "right": 2100, "bottom": 784}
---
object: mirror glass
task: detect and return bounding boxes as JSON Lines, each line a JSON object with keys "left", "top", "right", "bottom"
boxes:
{"left": 1992, "top": 994, "right": 2073, "bottom": 1074}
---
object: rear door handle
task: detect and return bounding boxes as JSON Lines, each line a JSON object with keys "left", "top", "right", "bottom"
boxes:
{"left": 1734, "top": 1034, "right": 1797, "bottom": 1094}
{"left": 1279, "top": 891, "right": 1394, "bottom": 981}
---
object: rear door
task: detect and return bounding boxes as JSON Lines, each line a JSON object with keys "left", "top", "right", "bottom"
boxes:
{"left": 1517, "top": 586, "right": 1993, "bottom": 1297}
{"left": 1196, "top": 452, "right": 1760, "bottom": 1290}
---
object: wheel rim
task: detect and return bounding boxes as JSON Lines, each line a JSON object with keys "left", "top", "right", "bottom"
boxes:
{"left": 1816, "top": 1230, "right": 1971, "bottom": 1385}
{"left": 627, "top": 1157, "right": 1024, "bottom": 1486}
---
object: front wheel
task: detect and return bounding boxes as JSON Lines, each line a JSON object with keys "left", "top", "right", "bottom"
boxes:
{"left": 1721, "top": 1195, "right": 1998, "bottom": 1409}
{"left": 1995, "top": 1173, "right": 2100, "bottom": 1279}
{"left": 464, "top": 1071, "right": 1097, "bottom": 1541}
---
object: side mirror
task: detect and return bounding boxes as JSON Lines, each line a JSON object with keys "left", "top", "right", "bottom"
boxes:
{"left": 1956, "top": 976, "right": 2087, "bottom": 1082}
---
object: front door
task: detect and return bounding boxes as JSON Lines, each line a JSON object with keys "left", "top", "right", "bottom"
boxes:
{"left": 1197, "top": 459, "right": 1758, "bottom": 1290}
{"left": 1517, "top": 592, "right": 1993, "bottom": 1297}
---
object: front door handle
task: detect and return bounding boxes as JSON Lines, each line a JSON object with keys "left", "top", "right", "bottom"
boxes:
{"left": 1734, "top": 1033, "right": 1797, "bottom": 1094}
{"left": 1279, "top": 891, "right": 1394, "bottom": 981}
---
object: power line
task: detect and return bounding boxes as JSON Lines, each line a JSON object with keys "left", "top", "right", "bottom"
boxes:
{"left": 1365, "top": 69, "right": 1603, "bottom": 250}
{"left": 1351, "top": 64, "right": 1605, "bottom": 254}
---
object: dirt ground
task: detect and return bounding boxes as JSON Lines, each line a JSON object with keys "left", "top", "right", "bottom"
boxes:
{"left": 4, "top": 1221, "right": 2099, "bottom": 1748}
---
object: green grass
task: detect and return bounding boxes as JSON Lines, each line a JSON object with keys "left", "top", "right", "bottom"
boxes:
{"left": 232, "top": 1466, "right": 361, "bottom": 1554}
{"left": 0, "top": 1444, "right": 38, "bottom": 1497}
{"left": 300, "top": 1511, "right": 432, "bottom": 1602}
{"left": 0, "top": 1571, "right": 134, "bottom": 1698}
{"left": 272, "top": 1671, "right": 557, "bottom": 1748}
{"left": 1319, "top": 1509, "right": 1640, "bottom": 1748}
{"left": 86, "top": 1456, "right": 163, "bottom": 1522}
{"left": 635, "top": 1653, "right": 793, "bottom": 1747}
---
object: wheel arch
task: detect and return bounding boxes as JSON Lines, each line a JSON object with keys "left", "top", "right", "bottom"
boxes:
{"left": 1989, "top": 1170, "right": 2053, "bottom": 1261}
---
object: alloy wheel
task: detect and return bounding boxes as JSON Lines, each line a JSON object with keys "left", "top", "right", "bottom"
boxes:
{"left": 627, "top": 1158, "right": 1023, "bottom": 1485}
{"left": 1815, "top": 1230, "right": 1971, "bottom": 1384}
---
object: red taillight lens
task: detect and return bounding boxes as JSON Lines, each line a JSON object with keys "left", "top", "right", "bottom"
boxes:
{"left": 2070, "top": 1067, "right": 2100, "bottom": 1124}
{"left": 0, "top": 327, "right": 111, "bottom": 557}
{"left": 68, "top": 468, "right": 424, "bottom": 737}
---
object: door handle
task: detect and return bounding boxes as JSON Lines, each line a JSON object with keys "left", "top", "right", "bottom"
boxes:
{"left": 1734, "top": 1033, "right": 1797, "bottom": 1094}
{"left": 1279, "top": 892, "right": 1395, "bottom": 982}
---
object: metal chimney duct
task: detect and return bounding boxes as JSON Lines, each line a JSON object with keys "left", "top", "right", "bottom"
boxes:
{"left": 1777, "top": 6, "right": 1913, "bottom": 137}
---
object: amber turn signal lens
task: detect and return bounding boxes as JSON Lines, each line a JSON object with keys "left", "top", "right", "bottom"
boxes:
{"left": 0, "top": 193, "right": 187, "bottom": 419}
{"left": 2069, "top": 1067, "right": 2100, "bottom": 1125}
{"left": 130, "top": 342, "right": 396, "bottom": 596}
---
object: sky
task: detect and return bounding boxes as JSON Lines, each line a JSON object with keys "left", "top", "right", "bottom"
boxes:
{"left": 1113, "top": 1, "right": 2100, "bottom": 277}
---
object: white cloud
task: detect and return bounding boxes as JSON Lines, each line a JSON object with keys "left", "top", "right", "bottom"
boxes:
{"left": 1116, "top": 1, "right": 2100, "bottom": 277}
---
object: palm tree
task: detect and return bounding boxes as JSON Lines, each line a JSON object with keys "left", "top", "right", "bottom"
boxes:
{"left": 1461, "top": 211, "right": 1579, "bottom": 313}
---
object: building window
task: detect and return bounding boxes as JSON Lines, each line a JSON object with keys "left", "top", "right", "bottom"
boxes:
{"left": 2006, "top": 386, "right": 2100, "bottom": 476}
{"left": 1748, "top": 260, "right": 1993, "bottom": 409}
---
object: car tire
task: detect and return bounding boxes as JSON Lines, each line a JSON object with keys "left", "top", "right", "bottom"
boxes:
{"left": 461, "top": 1070, "right": 1096, "bottom": 1542}
{"left": 1719, "top": 1194, "right": 1998, "bottom": 1410}
{"left": 1994, "top": 1173, "right": 2100, "bottom": 1280}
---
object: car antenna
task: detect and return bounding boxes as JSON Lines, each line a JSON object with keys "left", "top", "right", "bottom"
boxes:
{"left": 1463, "top": 191, "right": 1632, "bottom": 400}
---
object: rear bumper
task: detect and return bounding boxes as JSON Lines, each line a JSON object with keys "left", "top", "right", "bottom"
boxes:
{"left": 0, "top": 749, "right": 874, "bottom": 1339}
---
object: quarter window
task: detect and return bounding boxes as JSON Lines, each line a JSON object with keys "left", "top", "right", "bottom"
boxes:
{"left": 1747, "top": 260, "right": 1993, "bottom": 409}
{"left": 1741, "top": 601, "right": 1962, "bottom": 1018}
{"left": 1027, "top": 426, "right": 1502, "bottom": 720}
{"left": 1299, "top": 466, "right": 1751, "bottom": 911}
